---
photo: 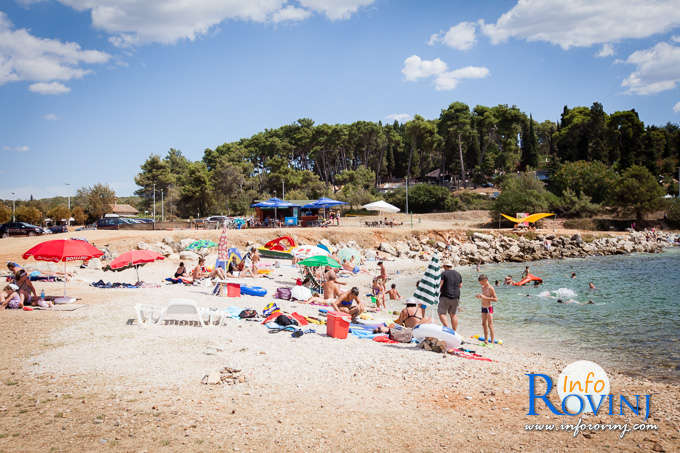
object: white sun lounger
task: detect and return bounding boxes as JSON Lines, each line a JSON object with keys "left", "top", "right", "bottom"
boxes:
{"left": 135, "top": 299, "right": 212, "bottom": 327}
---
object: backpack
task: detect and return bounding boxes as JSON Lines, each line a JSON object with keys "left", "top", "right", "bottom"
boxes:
{"left": 389, "top": 327, "right": 413, "bottom": 343}
{"left": 239, "top": 309, "right": 257, "bottom": 319}
{"left": 274, "top": 314, "right": 298, "bottom": 326}
{"left": 275, "top": 287, "right": 292, "bottom": 300}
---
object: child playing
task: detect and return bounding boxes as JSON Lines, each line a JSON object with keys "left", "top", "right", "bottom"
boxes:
{"left": 475, "top": 274, "right": 498, "bottom": 345}
{"left": 386, "top": 283, "right": 401, "bottom": 300}
{"left": 1, "top": 284, "right": 23, "bottom": 309}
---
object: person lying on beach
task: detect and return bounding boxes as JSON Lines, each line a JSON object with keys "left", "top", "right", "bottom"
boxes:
{"left": 374, "top": 297, "right": 431, "bottom": 332}
{"left": 331, "top": 287, "right": 365, "bottom": 319}
{"left": 475, "top": 274, "right": 498, "bottom": 345}
{"left": 372, "top": 277, "right": 386, "bottom": 310}
{"left": 174, "top": 262, "right": 187, "bottom": 278}
{"left": 387, "top": 283, "right": 401, "bottom": 300}
{"left": 1, "top": 284, "right": 23, "bottom": 309}
{"left": 341, "top": 256, "right": 362, "bottom": 274}
{"left": 191, "top": 258, "right": 226, "bottom": 281}
{"left": 304, "top": 273, "right": 342, "bottom": 304}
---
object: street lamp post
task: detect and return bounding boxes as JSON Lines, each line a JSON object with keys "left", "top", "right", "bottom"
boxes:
{"left": 152, "top": 183, "right": 156, "bottom": 222}
{"left": 65, "top": 183, "right": 71, "bottom": 226}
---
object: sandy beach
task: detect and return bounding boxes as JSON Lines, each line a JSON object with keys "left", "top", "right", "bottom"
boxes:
{"left": 0, "top": 221, "right": 678, "bottom": 452}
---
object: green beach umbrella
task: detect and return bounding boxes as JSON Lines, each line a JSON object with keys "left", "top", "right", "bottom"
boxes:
{"left": 298, "top": 255, "right": 341, "bottom": 268}
{"left": 413, "top": 253, "right": 441, "bottom": 305}
{"left": 185, "top": 239, "right": 217, "bottom": 251}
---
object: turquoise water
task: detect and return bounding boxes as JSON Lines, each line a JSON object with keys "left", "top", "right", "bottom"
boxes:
{"left": 393, "top": 248, "right": 680, "bottom": 382}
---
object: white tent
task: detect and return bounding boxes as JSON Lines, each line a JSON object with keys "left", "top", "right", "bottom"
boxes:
{"left": 361, "top": 200, "right": 400, "bottom": 213}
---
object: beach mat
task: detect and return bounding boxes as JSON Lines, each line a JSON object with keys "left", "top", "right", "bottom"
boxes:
{"left": 34, "top": 304, "right": 86, "bottom": 311}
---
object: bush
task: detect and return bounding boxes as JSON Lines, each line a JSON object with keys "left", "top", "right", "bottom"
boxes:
{"left": 456, "top": 191, "right": 494, "bottom": 210}
{"left": 555, "top": 189, "right": 600, "bottom": 217}
{"left": 385, "top": 184, "right": 456, "bottom": 213}
{"left": 666, "top": 199, "right": 680, "bottom": 228}
{"left": 15, "top": 206, "right": 43, "bottom": 225}
{"left": 492, "top": 173, "right": 558, "bottom": 222}
{"left": 563, "top": 218, "right": 597, "bottom": 230}
{"left": 609, "top": 165, "right": 665, "bottom": 221}
{"left": 0, "top": 204, "right": 10, "bottom": 223}
{"left": 549, "top": 160, "right": 617, "bottom": 204}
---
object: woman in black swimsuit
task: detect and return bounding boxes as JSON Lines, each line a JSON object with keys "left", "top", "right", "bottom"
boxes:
{"left": 397, "top": 298, "right": 431, "bottom": 328}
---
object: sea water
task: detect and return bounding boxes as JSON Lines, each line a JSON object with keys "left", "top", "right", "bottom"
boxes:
{"left": 391, "top": 247, "right": 680, "bottom": 382}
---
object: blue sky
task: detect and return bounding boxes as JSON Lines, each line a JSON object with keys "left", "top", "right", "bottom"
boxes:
{"left": 2, "top": 0, "right": 680, "bottom": 199}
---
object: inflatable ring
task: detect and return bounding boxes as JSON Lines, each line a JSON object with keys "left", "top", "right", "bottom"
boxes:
{"left": 240, "top": 286, "right": 267, "bottom": 297}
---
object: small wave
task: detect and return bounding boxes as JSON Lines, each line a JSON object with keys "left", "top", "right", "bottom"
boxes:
{"left": 537, "top": 288, "right": 577, "bottom": 300}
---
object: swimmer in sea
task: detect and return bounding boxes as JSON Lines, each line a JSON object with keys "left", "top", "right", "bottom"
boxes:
{"left": 589, "top": 282, "right": 596, "bottom": 289}
{"left": 571, "top": 272, "right": 576, "bottom": 279}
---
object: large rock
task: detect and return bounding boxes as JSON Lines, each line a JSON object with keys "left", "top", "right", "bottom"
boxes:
{"left": 472, "top": 232, "right": 494, "bottom": 242}
{"left": 179, "top": 238, "right": 198, "bottom": 249}
{"left": 435, "top": 241, "right": 447, "bottom": 251}
{"left": 158, "top": 244, "right": 174, "bottom": 257}
{"left": 179, "top": 251, "right": 200, "bottom": 261}
{"left": 378, "top": 242, "right": 398, "bottom": 257}
{"left": 136, "top": 241, "right": 150, "bottom": 250}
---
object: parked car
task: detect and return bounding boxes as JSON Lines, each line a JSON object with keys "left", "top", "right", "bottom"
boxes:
{"left": 96, "top": 217, "right": 133, "bottom": 230}
{"left": 0, "top": 222, "right": 45, "bottom": 238}
{"left": 206, "top": 215, "right": 229, "bottom": 223}
{"left": 48, "top": 225, "right": 68, "bottom": 234}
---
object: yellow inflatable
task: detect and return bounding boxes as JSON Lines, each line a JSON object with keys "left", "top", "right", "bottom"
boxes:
{"left": 501, "top": 213, "right": 555, "bottom": 224}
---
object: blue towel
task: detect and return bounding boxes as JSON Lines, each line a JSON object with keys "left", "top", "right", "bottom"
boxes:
{"left": 349, "top": 329, "right": 380, "bottom": 339}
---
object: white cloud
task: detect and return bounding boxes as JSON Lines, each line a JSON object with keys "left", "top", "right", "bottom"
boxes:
{"left": 29, "top": 81, "right": 70, "bottom": 94}
{"left": 596, "top": 43, "right": 614, "bottom": 57}
{"left": 3, "top": 145, "right": 30, "bottom": 152}
{"left": 428, "top": 21, "right": 476, "bottom": 50}
{"left": 672, "top": 35, "right": 680, "bottom": 43}
{"left": 385, "top": 113, "right": 412, "bottom": 123}
{"left": 43, "top": 113, "right": 58, "bottom": 120}
{"left": 0, "top": 11, "right": 109, "bottom": 93}
{"left": 479, "top": 0, "right": 680, "bottom": 49}
{"left": 401, "top": 55, "right": 489, "bottom": 91}
{"left": 621, "top": 42, "right": 680, "bottom": 94}
{"left": 674, "top": 101, "right": 680, "bottom": 113}
{"left": 55, "top": 0, "right": 374, "bottom": 47}
{"left": 298, "top": 0, "right": 374, "bottom": 21}
{"left": 271, "top": 6, "right": 312, "bottom": 23}
{"left": 402, "top": 55, "right": 447, "bottom": 81}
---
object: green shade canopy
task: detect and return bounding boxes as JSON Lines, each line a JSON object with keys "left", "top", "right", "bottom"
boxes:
{"left": 298, "top": 255, "right": 341, "bottom": 268}
{"left": 186, "top": 239, "right": 217, "bottom": 250}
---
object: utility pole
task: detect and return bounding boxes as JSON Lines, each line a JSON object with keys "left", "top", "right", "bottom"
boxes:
{"left": 161, "top": 189, "right": 164, "bottom": 222}
{"left": 405, "top": 176, "right": 409, "bottom": 216}
{"left": 282, "top": 181, "right": 285, "bottom": 200}
{"left": 152, "top": 183, "right": 156, "bottom": 222}
{"left": 65, "top": 183, "right": 71, "bottom": 226}
{"left": 11, "top": 192, "right": 15, "bottom": 222}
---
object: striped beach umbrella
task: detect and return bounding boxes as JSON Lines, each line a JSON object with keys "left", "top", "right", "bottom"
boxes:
{"left": 217, "top": 222, "right": 229, "bottom": 262}
{"left": 413, "top": 253, "right": 441, "bottom": 305}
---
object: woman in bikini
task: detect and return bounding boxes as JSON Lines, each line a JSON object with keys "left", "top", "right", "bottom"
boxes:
{"left": 374, "top": 297, "right": 431, "bottom": 333}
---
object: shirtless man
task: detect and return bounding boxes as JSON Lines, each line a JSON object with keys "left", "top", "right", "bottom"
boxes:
{"left": 386, "top": 283, "right": 401, "bottom": 300}
{"left": 331, "top": 287, "right": 365, "bottom": 319}
{"left": 305, "top": 273, "right": 343, "bottom": 304}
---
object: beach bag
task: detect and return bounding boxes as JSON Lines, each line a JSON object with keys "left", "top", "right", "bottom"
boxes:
{"left": 274, "top": 314, "right": 298, "bottom": 326}
{"left": 275, "top": 287, "right": 292, "bottom": 300}
{"left": 389, "top": 327, "right": 413, "bottom": 343}
{"left": 239, "top": 309, "right": 257, "bottom": 319}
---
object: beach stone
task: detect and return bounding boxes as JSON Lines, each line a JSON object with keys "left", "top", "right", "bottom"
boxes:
{"left": 378, "top": 242, "right": 398, "bottom": 257}
{"left": 136, "top": 242, "right": 149, "bottom": 250}
{"left": 472, "top": 232, "right": 494, "bottom": 242}
{"left": 180, "top": 238, "right": 198, "bottom": 249}
{"left": 179, "top": 251, "right": 200, "bottom": 261}
{"left": 158, "top": 244, "right": 173, "bottom": 257}
{"left": 435, "top": 241, "right": 447, "bottom": 251}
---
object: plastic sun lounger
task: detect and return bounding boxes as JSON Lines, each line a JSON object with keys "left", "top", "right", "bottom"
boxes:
{"left": 135, "top": 299, "right": 212, "bottom": 327}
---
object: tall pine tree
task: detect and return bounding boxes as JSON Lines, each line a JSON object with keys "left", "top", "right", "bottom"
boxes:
{"left": 520, "top": 114, "right": 539, "bottom": 170}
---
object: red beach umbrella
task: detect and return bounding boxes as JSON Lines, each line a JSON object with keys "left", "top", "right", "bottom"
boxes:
{"left": 22, "top": 239, "right": 104, "bottom": 302}
{"left": 109, "top": 250, "right": 165, "bottom": 282}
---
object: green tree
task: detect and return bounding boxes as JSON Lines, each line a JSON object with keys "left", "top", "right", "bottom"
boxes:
{"left": 77, "top": 183, "right": 116, "bottom": 220}
{"left": 15, "top": 206, "right": 43, "bottom": 225}
{"left": 438, "top": 103, "right": 473, "bottom": 183}
{"left": 493, "top": 173, "right": 558, "bottom": 221}
{"left": 134, "top": 154, "right": 174, "bottom": 210}
{"left": 609, "top": 165, "right": 664, "bottom": 220}
{"left": 47, "top": 205, "right": 71, "bottom": 223}
{"left": 178, "top": 162, "right": 212, "bottom": 217}
{"left": 0, "top": 204, "right": 10, "bottom": 223}
{"left": 71, "top": 206, "right": 87, "bottom": 225}
{"left": 520, "top": 114, "right": 538, "bottom": 170}
{"left": 607, "top": 110, "right": 644, "bottom": 168}
{"left": 555, "top": 189, "right": 600, "bottom": 218}
{"left": 549, "top": 160, "right": 617, "bottom": 204}
{"left": 665, "top": 199, "right": 680, "bottom": 228}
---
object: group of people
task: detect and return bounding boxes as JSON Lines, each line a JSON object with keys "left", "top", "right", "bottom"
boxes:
{"left": 170, "top": 247, "right": 263, "bottom": 283}
{"left": 1, "top": 262, "right": 53, "bottom": 309}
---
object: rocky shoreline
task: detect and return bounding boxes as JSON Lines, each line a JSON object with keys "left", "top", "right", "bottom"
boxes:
{"left": 375, "top": 231, "right": 679, "bottom": 266}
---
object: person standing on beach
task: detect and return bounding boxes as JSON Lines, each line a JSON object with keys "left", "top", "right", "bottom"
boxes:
{"left": 475, "top": 274, "right": 498, "bottom": 345}
{"left": 439, "top": 261, "right": 462, "bottom": 330}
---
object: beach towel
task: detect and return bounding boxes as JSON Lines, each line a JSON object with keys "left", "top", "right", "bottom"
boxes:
{"left": 372, "top": 335, "right": 399, "bottom": 344}
{"left": 349, "top": 329, "right": 380, "bottom": 339}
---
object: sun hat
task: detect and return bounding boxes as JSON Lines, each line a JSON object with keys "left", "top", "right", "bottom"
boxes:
{"left": 405, "top": 297, "right": 418, "bottom": 305}
{"left": 442, "top": 260, "right": 453, "bottom": 267}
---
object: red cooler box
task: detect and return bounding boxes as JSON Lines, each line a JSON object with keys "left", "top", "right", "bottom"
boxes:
{"left": 227, "top": 283, "right": 241, "bottom": 297}
{"left": 326, "top": 311, "right": 351, "bottom": 339}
